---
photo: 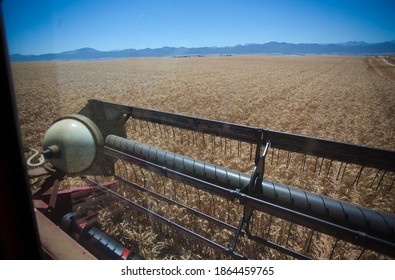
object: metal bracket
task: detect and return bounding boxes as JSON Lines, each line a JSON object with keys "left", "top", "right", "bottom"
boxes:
{"left": 32, "top": 168, "right": 66, "bottom": 198}
{"left": 241, "top": 140, "right": 271, "bottom": 194}
{"left": 229, "top": 141, "right": 271, "bottom": 253}
{"left": 229, "top": 205, "right": 254, "bottom": 252}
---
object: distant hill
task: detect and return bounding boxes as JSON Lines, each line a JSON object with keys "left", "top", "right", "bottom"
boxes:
{"left": 9, "top": 40, "right": 395, "bottom": 62}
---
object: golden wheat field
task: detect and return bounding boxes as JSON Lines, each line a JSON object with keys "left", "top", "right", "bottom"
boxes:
{"left": 11, "top": 55, "right": 395, "bottom": 259}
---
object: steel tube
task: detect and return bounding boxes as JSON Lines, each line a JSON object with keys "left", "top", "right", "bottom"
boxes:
{"left": 106, "top": 134, "right": 248, "bottom": 190}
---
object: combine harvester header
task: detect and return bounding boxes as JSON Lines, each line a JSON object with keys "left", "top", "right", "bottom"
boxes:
{"left": 30, "top": 99, "right": 395, "bottom": 260}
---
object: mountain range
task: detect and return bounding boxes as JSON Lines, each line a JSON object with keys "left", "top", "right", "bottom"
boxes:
{"left": 10, "top": 40, "right": 395, "bottom": 62}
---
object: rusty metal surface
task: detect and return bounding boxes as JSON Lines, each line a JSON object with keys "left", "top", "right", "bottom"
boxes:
{"left": 27, "top": 167, "right": 49, "bottom": 178}
{"left": 35, "top": 208, "right": 96, "bottom": 260}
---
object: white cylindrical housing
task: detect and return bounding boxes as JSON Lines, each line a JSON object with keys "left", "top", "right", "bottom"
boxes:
{"left": 43, "top": 115, "right": 100, "bottom": 173}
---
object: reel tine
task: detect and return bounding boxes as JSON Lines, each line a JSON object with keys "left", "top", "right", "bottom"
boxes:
{"left": 326, "top": 160, "right": 333, "bottom": 178}
{"left": 185, "top": 129, "right": 190, "bottom": 145}
{"left": 357, "top": 248, "right": 366, "bottom": 260}
{"left": 178, "top": 128, "right": 183, "bottom": 145}
{"left": 162, "top": 125, "right": 167, "bottom": 139}
{"left": 189, "top": 130, "right": 194, "bottom": 146}
{"left": 171, "top": 179, "right": 177, "bottom": 200}
{"left": 329, "top": 238, "right": 339, "bottom": 260}
{"left": 286, "top": 151, "right": 292, "bottom": 168}
{"left": 276, "top": 149, "right": 280, "bottom": 166}
{"left": 139, "top": 119, "right": 144, "bottom": 133}
{"left": 152, "top": 122, "right": 157, "bottom": 137}
{"left": 197, "top": 189, "right": 202, "bottom": 210}
{"left": 130, "top": 164, "right": 138, "bottom": 182}
{"left": 353, "top": 166, "right": 364, "bottom": 186}
{"left": 171, "top": 126, "right": 176, "bottom": 141}
{"left": 141, "top": 167, "right": 148, "bottom": 188}
{"left": 211, "top": 194, "right": 216, "bottom": 217}
{"left": 156, "top": 124, "right": 161, "bottom": 138}
{"left": 304, "top": 229, "right": 315, "bottom": 254}
{"left": 266, "top": 215, "right": 273, "bottom": 239}
{"left": 313, "top": 157, "right": 319, "bottom": 175}
{"left": 211, "top": 135, "right": 215, "bottom": 154}
{"left": 160, "top": 175, "right": 166, "bottom": 196}
{"left": 376, "top": 170, "right": 387, "bottom": 191}
{"left": 183, "top": 130, "right": 190, "bottom": 145}
{"left": 369, "top": 169, "right": 380, "bottom": 189}
{"left": 318, "top": 158, "right": 324, "bottom": 176}
{"left": 156, "top": 124, "right": 162, "bottom": 139}
{"left": 300, "top": 154, "right": 307, "bottom": 172}
{"left": 192, "top": 131, "right": 196, "bottom": 146}
{"left": 116, "top": 160, "right": 125, "bottom": 178}
{"left": 340, "top": 163, "right": 348, "bottom": 182}
{"left": 148, "top": 170, "right": 155, "bottom": 182}
{"left": 164, "top": 124, "right": 169, "bottom": 140}
{"left": 336, "top": 162, "right": 344, "bottom": 181}
{"left": 286, "top": 222, "right": 293, "bottom": 246}
{"left": 160, "top": 124, "right": 165, "bottom": 139}
{"left": 146, "top": 121, "right": 151, "bottom": 136}
{"left": 227, "top": 199, "right": 231, "bottom": 223}
{"left": 183, "top": 183, "right": 189, "bottom": 205}
{"left": 132, "top": 118, "right": 137, "bottom": 132}
{"left": 388, "top": 176, "right": 395, "bottom": 194}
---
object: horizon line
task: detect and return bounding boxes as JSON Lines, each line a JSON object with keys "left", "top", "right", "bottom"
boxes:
{"left": 10, "top": 39, "right": 395, "bottom": 56}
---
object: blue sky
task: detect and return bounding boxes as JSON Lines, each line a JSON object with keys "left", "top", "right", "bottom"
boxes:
{"left": 2, "top": 0, "right": 395, "bottom": 55}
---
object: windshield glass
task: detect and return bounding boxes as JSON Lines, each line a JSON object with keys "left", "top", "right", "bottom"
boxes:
{"left": 3, "top": 0, "right": 395, "bottom": 260}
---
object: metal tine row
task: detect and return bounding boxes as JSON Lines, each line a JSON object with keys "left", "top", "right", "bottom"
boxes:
{"left": 128, "top": 118, "right": 257, "bottom": 160}
{"left": 370, "top": 170, "right": 395, "bottom": 193}
{"left": 115, "top": 158, "right": 243, "bottom": 226}
{"left": 329, "top": 239, "right": 339, "bottom": 259}
{"left": 265, "top": 146, "right": 395, "bottom": 193}
{"left": 129, "top": 118, "right": 395, "bottom": 196}
{"left": 102, "top": 161, "right": 262, "bottom": 258}
{"left": 113, "top": 164, "right": 250, "bottom": 255}
{"left": 272, "top": 215, "right": 379, "bottom": 259}
{"left": 328, "top": 238, "right": 372, "bottom": 260}
{"left": 86, "top": 182, "right": 240, "bottom": 259}
{"left": 266, "top": 148, "right": 333, "bottom": 180}
{"left": 247, "top": 212, "right": 314, "bottom": 259}
{"left": 248, "top": 209, "right": 379, "bottom": 260}
{"left": 331, "top": 160, "right": 394, "bottom": 192}
{"left": 112, "top": 157, "right": 393, "bottom": 260}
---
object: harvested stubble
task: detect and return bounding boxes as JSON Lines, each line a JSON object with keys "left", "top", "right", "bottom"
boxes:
{"left": 11, "top": 56, "right": 395, "bottom": 259}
